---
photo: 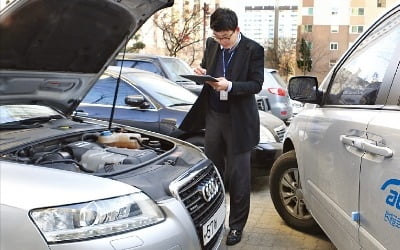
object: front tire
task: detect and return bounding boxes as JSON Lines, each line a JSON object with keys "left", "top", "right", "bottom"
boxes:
{"left": 269, "top": 150, "right": 321, "bottom": 233}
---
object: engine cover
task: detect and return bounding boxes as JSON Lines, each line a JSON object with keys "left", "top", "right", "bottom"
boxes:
{"left": 65, "top": 141, "right": 157, "bottom": 172}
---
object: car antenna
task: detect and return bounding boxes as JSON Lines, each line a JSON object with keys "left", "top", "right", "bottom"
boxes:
{"left": 108, "top": 36, "right": 129, "bottom": 130}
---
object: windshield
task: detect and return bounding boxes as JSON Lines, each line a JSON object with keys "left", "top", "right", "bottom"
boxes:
{"left": 127, "top": 72, "right": 197, "bottom": 107}
{"left": 0, "top": 105, "right": 61, "bottom": 124}
{"left": 160, "top": 58, "right": 195, "bottom": 83}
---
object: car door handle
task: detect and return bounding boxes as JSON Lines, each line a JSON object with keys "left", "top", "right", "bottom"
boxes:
{"left": 340, "top": 135, "right": 365, "bottom": 150}
{"left": 340, "top": 135, "right": 393, "bottom": 158}
{"left": 361, "top": 141, "right": 393, "bottom": 158}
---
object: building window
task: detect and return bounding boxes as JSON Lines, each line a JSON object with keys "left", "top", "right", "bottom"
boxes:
{"left": 351, "top": 25, "right": 364, "bottom": 33}
{"left": 331, "top": 7, "right": 339, "bottom": 15}
{"left": 331, "top": 25, "right": 339, "bottom": 33}
{"left": 302, "top": 7, "right": 313, "bottom": 16}
{"left": 377, "top": 0, "right": 386, "bottom": 7}
{"left": 304, "top": 25, "right": 313, "bottom": 32}
{"left": 306, "top": 41, "right": 313, "bottom": 49}
{"left": 330, "top": 42, "right": 338, "bottom": 50}
{"left": 329, "top": 59, "right": 337, "bottom": 67}
{"left": 351, "top": 8, "right": 365, "bottom": 16}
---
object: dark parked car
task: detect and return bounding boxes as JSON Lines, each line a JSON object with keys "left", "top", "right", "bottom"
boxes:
{"left": 113, "top": 53, "right": 203, "bottom": 95}
{"left": 76, "top": 66, "right": 286, "bottom": 176}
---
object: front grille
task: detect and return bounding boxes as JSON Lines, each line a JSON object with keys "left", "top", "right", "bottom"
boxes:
{"left": 274, "top": 125, "right": 286, "bottom": 142}
{"left": 170, "top": 161, "right": 224, "bottom": 250}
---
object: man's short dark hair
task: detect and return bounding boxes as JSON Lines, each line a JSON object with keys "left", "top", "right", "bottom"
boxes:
{"left": 210, "top": 8, "right": 238, "bottom": 32}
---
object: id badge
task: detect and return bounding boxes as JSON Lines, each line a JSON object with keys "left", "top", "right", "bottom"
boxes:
{"left": 220, "top": 90, "right": 228, "bottom": 101}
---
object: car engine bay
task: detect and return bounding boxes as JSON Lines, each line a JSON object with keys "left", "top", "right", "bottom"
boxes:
{"left": 1, "top": 128, "right": 174, "bottom": 174}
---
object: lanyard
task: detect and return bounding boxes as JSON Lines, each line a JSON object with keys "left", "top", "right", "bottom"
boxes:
{"left": 222, "top": 50, "right": 235, "bottom": 77}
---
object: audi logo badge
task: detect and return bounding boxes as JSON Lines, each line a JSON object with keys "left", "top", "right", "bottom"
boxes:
{"left": 198, "top": 177, "right": 219, "bottom": 202}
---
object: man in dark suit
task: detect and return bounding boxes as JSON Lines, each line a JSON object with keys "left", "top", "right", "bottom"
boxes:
{"left": 179, "top": 8, "right": 264, "bottom": 246}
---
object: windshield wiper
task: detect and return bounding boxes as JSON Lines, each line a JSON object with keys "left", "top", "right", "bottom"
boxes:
{"left": 0, "top": 115, "right": 63, "bottom": 130}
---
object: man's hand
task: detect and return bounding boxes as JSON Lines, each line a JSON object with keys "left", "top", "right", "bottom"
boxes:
{"left": 207, "top": 77, "right": 230, "bottom": 92}
{"left": 194, "top": 67, "right": 207, "bottom": 75}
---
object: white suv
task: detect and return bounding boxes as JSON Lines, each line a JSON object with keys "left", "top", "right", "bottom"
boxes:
{"left": 269, "top": 4, "right": 400, "bottom": 249}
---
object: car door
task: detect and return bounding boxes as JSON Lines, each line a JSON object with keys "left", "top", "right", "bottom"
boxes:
{"left": 77, "top": 74, "right": 161, "bottom": 132}
{"left": 359, "top": 52, "right": 400, "bottom": 248}
{"left": 301, "top": 11, "right": 399, "bottom": 249}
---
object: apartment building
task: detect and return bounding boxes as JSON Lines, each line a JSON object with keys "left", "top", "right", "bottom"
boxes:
{"left": 241, "top": 0, "right": 298, "bottom": 47}
{"left": 299, "top": 0, "right": 397, "bottom": 82}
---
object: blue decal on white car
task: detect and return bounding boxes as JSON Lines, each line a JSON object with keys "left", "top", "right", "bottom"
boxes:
{"left": 381, "top": 179, "right": 400, "bottom": 229}
{"left": 381, "top": 179, "right": 400, "bottom": 209}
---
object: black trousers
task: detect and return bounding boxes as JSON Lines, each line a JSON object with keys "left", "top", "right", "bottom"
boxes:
{"left": 205, "top": 109, "right": 251, "bottom": 230}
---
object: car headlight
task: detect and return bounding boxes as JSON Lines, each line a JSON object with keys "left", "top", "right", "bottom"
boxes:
{"left": 259, "top": 125, "right": 277, "bottom": 143}
{"left": 30, "top": 192, "right": 165, "bottom": 243}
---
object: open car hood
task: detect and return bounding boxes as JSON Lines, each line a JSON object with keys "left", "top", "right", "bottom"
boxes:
{"left": 0, "top": 0, "right": 173, "bottom": 115}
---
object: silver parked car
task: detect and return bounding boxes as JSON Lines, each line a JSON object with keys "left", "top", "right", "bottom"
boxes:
{"left": 257, "top": 68, "right": 293, "bottom": 122}
{"left": 269, "top": 3, "right": 400, "bottom": 249}
{"left": 0, "top": 1, "right": 225, "bottom": 249}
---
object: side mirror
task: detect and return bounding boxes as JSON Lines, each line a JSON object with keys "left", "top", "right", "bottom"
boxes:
{"left": 125, "top": 95, "right": 150, "bottom": 109}
{"left": 288, "top": 76, "right": 321, "bottom": 104}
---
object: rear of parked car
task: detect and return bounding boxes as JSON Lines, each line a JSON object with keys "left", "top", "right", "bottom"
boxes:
{"left": 269, "top": 4, "right": 400, "bottom": 249}
{"left": 257, "top": 68, "right": 293, "bottom": 122}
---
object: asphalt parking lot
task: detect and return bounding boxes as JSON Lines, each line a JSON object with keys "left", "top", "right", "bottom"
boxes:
{"left": 219, "top": 176, "right": 336, "bottom": 250}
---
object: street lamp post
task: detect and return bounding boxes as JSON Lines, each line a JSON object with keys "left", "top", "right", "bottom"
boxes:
{"left": 203, "top": 2, "right": 209, "bottom": 50}
{"left": 274, "top": 0, "right": 279, "bottom": 51}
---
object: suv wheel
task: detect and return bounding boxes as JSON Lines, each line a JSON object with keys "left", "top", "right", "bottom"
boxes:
{"left": 269, "top": 150, "right": 321, "bottom": 233}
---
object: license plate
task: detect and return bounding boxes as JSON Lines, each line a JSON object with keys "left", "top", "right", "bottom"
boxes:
{"left": 202, "top": 203, "right": 225, "bottom": 245}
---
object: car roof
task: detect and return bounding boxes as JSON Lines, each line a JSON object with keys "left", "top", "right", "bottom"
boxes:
{"left": 106, "top": 65, "right": 166, "bottom": 78}
{"left": 105, "top": 66, "right": 180, "bottom": 87}
{"left": 116, "top": 53, "right": 175, "bottom": 60}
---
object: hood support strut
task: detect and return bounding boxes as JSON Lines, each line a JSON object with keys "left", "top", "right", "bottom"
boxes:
{"left": 109, "top": 36, "right": 129, "bottom": 130}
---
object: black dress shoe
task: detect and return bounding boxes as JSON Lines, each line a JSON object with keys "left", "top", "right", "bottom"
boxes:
{"left": 226, "top": 229, "right": 242, "bottom": 246}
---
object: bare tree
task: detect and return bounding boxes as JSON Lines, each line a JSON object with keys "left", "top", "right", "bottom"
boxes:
{"left": 265, "top": 37, "right": 296, "bottom": 81}
{"left": 153, "top": 4, "right": 203, "bottom": 58}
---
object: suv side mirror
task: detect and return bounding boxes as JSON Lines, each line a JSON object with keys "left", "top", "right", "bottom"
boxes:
{"left": 125, "top": 95, "right": 150, "bottom": 109}
{"left": 288, "top": 76, "right": 321, "bottom": 104}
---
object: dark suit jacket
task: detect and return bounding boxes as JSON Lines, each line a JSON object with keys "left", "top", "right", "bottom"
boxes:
{"left": 180, "top": 34, "right": 264, "bottom": 153}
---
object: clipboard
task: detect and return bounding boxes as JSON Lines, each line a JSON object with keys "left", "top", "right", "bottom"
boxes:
{"left": 180, "top": 74, "right": 218, "bottom": 85}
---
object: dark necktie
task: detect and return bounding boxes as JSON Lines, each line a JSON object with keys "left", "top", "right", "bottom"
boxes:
{"left": 223, "top": 49, "right": 231, "bottom": 65}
